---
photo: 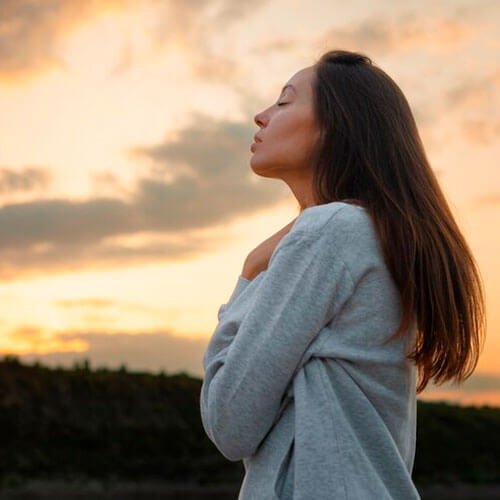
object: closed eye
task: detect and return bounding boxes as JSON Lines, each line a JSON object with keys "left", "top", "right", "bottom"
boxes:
{"left": 277, "top": 102, "right": 288, "bottom": 106}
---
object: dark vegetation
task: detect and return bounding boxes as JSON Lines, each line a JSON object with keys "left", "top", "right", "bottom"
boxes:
{"left": 0, "top": 355, "right": 498, "bottom": 490}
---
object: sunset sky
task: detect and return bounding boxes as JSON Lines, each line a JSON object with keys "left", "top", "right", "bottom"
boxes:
{"left": 0, "top": 0, "right": 498, "bottom": 407}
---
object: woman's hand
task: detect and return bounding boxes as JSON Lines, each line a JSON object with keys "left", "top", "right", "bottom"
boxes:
{"left": 241, "top": 217, "right": 299, "bottom": 280}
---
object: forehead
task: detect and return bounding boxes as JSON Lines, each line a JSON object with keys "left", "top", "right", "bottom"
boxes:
{"left": 284, "top": 66, "right": 315, "bottom": 92}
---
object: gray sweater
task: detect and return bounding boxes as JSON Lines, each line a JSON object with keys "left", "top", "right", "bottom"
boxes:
{"left": 200, "top": 201, "right": 421, "bottom": 499}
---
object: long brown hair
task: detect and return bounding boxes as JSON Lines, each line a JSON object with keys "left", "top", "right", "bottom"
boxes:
{"left": 308, "top": 49, "right": 486, "bottom": 394}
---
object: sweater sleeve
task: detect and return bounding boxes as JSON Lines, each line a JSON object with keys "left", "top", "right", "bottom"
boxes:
{"left": 200, "top": 225, "right": 356, "bottom": 461}
{"left": 216, "top": 275, "right": 251, "bottom": 321}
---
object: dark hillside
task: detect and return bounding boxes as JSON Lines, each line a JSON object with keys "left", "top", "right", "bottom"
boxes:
{"left": 0, "top": 355, "right": 498, "bottom": 489}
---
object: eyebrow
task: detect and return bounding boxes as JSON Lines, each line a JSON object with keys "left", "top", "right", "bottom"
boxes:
{"left": 280, "top": 84, "right": 296, "bottom": 94}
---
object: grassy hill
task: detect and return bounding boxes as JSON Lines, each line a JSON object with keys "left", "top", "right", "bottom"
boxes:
{"left": 0, "top": 354, "right": 498, "bottom": 489}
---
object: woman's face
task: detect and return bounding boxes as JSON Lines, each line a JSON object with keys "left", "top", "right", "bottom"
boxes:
{"left": 250, "top": 65, "right": 321, "bottom": 181}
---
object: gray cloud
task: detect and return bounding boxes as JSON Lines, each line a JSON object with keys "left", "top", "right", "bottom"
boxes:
{"left": 312, "top": 10, "right": 474, "bottom": 58}
{"left": 0, "top": 165, "right": 52, "bottom": 193}
{"left": 5, "top": 329, "right": 208, "bottom": 378}
{"left": 251, "top": 0, "right": 497, "bottom": 59}
{"left": 146, "top": 0, "right": 272, "bottom": 83}
{"left": 0, "top": 113, "right": 287, "bottom": 281}
{"left": 446, "top": 70, "right": 500, "bottom": 109}
{"left": 211, "top": 0, "right": 270, "bottom": 26}
{"left": 424, "top": 372, "right": 500, "bottom": 394}
{"left": 0, "top": 0, "right": 270, "bottom": 83}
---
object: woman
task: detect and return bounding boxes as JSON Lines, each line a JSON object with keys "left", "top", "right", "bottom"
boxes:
{"left": 200, "top": 50, "right": 486, "bottom": 499}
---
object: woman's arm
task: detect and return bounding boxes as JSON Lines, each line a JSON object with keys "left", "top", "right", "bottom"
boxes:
{"left": 216, "top": 217, "right": 298, "bottom": 321}
{"left": 200, "top": 222, "right": 356, "bottom": 461}
{"left": 216, "top": 275, "right": 251, "bottom": 322}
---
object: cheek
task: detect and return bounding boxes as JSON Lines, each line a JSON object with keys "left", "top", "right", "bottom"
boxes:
{"left": 250, "top": 107, "right": 319, "bottom": 173}
{"left": 273, "top": 112, "right": 318, "bottom": 157}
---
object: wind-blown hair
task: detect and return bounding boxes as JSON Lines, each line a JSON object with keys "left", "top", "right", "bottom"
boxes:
{"left": 308, "top": 49, "right": 486, "bottom": 394}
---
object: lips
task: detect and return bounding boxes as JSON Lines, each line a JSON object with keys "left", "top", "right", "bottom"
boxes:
{"left": 253, "top": 133, "right": 263, "bottom": 143}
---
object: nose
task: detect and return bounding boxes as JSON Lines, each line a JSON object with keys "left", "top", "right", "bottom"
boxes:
{"left": 254, "top": 109, "right": 266, "bottom": 128}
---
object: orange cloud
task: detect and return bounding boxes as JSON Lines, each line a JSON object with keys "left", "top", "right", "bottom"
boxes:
{"left": 0, "top": 0, "right": 143, "bottom": 84}
{"left": 0, "top": 0, "right": 271, "bottom": 85}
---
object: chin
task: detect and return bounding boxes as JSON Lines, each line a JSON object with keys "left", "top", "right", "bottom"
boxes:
{"left": 250, "top": 164, "right": 276, "bottom": 180}
{"left": 249, "top": 156, "right": 268, "bottom": 176}
{"left": 250, "top": 154, "right": 284, "bottom": 179}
